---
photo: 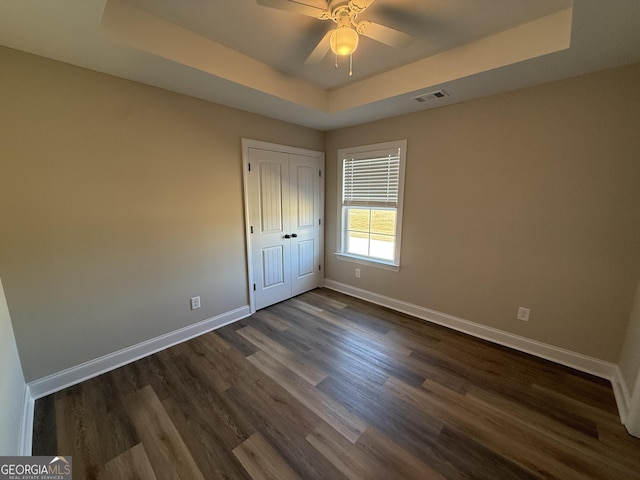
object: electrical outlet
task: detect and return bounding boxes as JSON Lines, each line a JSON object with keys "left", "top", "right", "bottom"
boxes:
{"left": 190, "top": 296, "right": 201, "bottom": 310}
{"left": 355, "top": 268, "right": 361, "bottom": 278}
{"left": 517, "top": 307, "right": 530, "bottom": 321}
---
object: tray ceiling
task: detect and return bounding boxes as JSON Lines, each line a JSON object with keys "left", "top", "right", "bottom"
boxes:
{"left": 1, "top": 0, "right": 639, "bottom": 130}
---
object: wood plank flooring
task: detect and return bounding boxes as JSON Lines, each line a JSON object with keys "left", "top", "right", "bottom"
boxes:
{"left": 32, "top": 289, "right": 640, "bottom": 479}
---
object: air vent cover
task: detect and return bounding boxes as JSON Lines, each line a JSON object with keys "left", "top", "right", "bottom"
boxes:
{"left": 412, "top": 89, "right": 449, "bottom": 103}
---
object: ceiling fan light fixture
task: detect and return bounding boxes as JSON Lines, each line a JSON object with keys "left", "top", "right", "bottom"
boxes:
{"left": 330, "top": 26, "right": 359, "bottom": 56}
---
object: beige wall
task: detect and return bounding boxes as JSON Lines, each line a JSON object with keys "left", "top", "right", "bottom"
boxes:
{"left": 0, "top": 47, "right": 323, "bottom": 381}
{"left": 2, "top": 43, "right": 639, "bottom": 383}
{"left": 325, "top": 63, "right": 640, "bottom": 362}
{"left": 0, "top": 276, "right": 27, "bottom": 455}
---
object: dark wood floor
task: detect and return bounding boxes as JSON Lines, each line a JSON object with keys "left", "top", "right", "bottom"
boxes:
{"left": 33, "top": 289, "right": 640, "bottom": 479}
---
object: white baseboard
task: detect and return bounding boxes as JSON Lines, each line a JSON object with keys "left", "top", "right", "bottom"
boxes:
{"left": 324, "top": 279, "right": 621, "bottom": 396}
{"left": 18, "top": 384, "right": 34, "bottom": 456}
{"left": 612, "top": 366, "right": 631, "bottom": 424}
{"left": 626, "top": 405, "right": 640, "bottom": 438}
{"left": 28, "top": 305, "right": 251, "bottom": 400}
{"left": 623, "top": 369, "right": 640, "bottom": 437}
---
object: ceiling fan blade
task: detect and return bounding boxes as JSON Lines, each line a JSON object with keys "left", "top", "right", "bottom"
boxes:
{"left": 256, "top": 0, "right": 327, "bottom": 18}
{"left": 357, "top": 20, "right": 413, "bottom": 48}
{"left": 305, "top": 30, "right": 332, "bottom": 64}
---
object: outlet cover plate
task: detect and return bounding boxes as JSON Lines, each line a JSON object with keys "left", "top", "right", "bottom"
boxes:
{"left": 517, "top": 307, "right": 530, "bottom": 321}
{"left": 190, "top": 296, "right": 201, "bottom": 310}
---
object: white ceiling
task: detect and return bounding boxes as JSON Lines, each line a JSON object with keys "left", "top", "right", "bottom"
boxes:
{"left": 1, "top": 0, "right": 640, "bottom": 131}
{"left": 124, "top": 0, "right": 570, "bottom": 89}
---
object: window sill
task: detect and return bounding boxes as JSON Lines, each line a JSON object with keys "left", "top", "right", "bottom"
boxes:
{"left": 334, "top": 253, "right": 400, "bottom": 271}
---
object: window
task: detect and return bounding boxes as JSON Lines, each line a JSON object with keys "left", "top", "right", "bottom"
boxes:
{"left": 336, "top": 140, "right": 407, "bottom": 269}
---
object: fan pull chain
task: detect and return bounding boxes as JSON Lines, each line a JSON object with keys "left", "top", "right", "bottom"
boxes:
{"left": 349, "top": 53, "right": 353, "bottom": 76}
{"left": 335, "top": 24, "right": 339, "bottom": 69}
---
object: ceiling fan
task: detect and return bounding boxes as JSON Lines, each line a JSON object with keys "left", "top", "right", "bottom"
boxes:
{"left": 256, "top": 0, "right": 413, "bottom": 68}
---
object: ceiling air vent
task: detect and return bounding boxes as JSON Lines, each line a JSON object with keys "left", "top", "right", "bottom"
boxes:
{"left": 412, "top": 89, "right": 449, "bottom": 103}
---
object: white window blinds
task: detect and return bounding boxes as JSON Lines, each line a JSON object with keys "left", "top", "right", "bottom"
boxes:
{"left": 342, "top": 148, "right": 401, "bottom": 208}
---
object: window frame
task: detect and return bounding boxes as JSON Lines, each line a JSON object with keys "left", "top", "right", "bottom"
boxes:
{"left": 335, "top": 139, "right": 407, "bottom": 271}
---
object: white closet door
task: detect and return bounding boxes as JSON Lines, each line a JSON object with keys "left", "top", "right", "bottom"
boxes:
{"left": 289, "top": 154, "right": 321, "bottom": 296}
{"left": 248, "top": 148, "right": 292, "bottom": 310}
{"left": 244, "top": 142, "right": 323, "bottom": 311}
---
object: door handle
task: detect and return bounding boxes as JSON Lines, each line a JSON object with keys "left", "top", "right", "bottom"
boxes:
{"left": 284, "top": 234, "right": 291, "bottom": 239}
{"left": 291, "top": 233, "right": 298, "bottom": 238}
